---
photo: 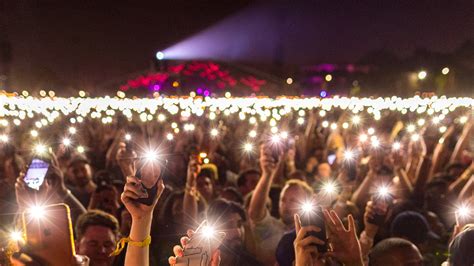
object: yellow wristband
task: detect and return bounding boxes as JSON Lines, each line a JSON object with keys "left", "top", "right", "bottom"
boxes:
{"left": 110, "top": 235, "right": 151, "bottom": 257}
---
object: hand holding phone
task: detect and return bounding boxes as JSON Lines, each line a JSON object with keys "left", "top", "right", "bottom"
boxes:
{"left": 24, "top": 158, "right": 50, "bottom": 191}
{"left": 174, "top": 221, "right": 226, "bottom": 266}
{"left": 299, "top": 202, "right": 328, "bottom": 253}
{"left": 22, "top": 204, "right": 76, "bottom": 266}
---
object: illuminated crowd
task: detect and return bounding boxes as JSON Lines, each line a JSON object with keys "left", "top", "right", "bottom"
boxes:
{"left": 0, "top": 94, "right": 473, "bottom": 265}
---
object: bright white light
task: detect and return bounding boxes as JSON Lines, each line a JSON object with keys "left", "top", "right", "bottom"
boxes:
{"left": 77, "top": 146, "right": 85, "bottom": 153}
{"left": 157, "top": 114, "right": 166, "bottom": 122}
{"left": 28, "top": 205, "right": 46, "bottom": 219}
{"left": 352, "top": 115, "right": 361, "bottom": 125}
{"left": 297, "top": 117, "right": 305, "bottom": 125}
{"left": 201, "top": 225, "right": 216, "bottom": 239}
{"left": 319, "top": 110, "right": 326, "bottom": 117}
{"left": 166, "top": 133, "right": 174, "bottom": 141}
{"left": 406, "top": 124, "right": 416, "bottom": 133}
{"left": 411, "top": 134, "right": 420, "bottom": 142}
{"left": 144, "top": 150, "right": 158, "bottom": 161}
{"left": 31, "top": 130, "right": 39, "bottom": 138}
{"left": 367, "top": 128, "right": 375, "bottom": 135}
{"left": 0, "top": 134, "right": 9, "bottom": 143}
{"left": 280, "top": 131, "right": 288, "bottom": 139}
{"left": 392, "top": 142, "right": 401, "bottom": 150}
{"left": 418, "top": 71, "right": 427, "bottom": 80}
{"left": 322, "top": 181, "right": 337, "bottom": 195}
{"left": 34, "top": 144, "right": 47, "bottom": 155}
{"left": 125, "top": 134, "right": 132, "bottom": 141}
{"left": 330, "top": 123, "right": 338, "bottom": 130}
{"left": 325, "top": 74, "right": 333, "bottom": 82}
{"left": 439, "top": 126, "right": 447, "bottom": 133}
{"left": 343, "top": 150, "right": 354, "bottom": 161}
{"left": 62, "top": 138, "right": 71, "bottom": 146}
{"left": 68, "top": 127, "right": 77, "bottom": 135}
{"left": 10, "top": 230, "right": 23, "bottom": 242}
{"left": 417, "top": 119, "right": 425, "bottom": 126}
{"left": 342, "top": 122, "right": 349, "bottom": 129}
{"left": 210, "top": 128, "right": 219, "bottom": 137}
{"left": 376, "top": 185, "right": 390, "bottom": 198}
{"left": 271, "top": 134, "right": 281, "bottom": 143}
{"left": 243, "top": 143, "right": 254, "bottom": 153}
{"left": 301, "top": 201, "right": 314, "bottom": 213}
{"left": 199, "top": 152, "right": 207, "bottom": 159}
{"left": 459, "top": 116, "right": 468, "bottom": 124}
{"left": 156, "top": 51, "right": 165, "bottom": 60}
{"left": 359, "top": 134, "right": 368, "bottom": 143}
{"left": 441, "top": 67, "right": 449, "bottom": 75}
{"left": 457, "top": 205, "right": 471, "bottom": 218}
{"left": 286, "top": 78, "right": 293, "bottom": 85}
{"left": 322, "top": 121, "right": 329, "bottom": 128}
{"left": 203, "top": 158, "right": 210, "bottom": 164}
{"left": 371, "top": 138, "right": 380, "bottom": 148}
{"left": 432, "top": 117, "right": 440, "bottom": 124}
{"left": 249, "top": 130, "right": 257, "bottom": 138}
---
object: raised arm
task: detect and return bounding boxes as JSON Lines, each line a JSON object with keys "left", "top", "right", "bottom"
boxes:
{"left": 449, "top": 120, "right": 472, "bottom": 164}
{"left": 248, "top": 143, "right": 279, "bottom": 222}
{"left": 183, "top": 157, "right": 201, "bottom": 222}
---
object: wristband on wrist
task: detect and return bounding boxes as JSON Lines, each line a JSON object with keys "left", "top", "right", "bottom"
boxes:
{"left": 110, "top": 235, "right": 151, "bottom": 256}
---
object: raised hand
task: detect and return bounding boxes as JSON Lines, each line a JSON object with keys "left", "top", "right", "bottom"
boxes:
{"left": 168, "top": 228, "right": 222, "bottom": 266}
{"left": 293, "top": 214, "right": 325, "bottom": 266}
{"left": 186, "top": 157, "right": 201, "bottom": 185}
{"left": 116, "top": 142, "right": 138, "bottom": 178}
{"left": 121, "top": 175, "right": 164, "bottom": 219}
{"left": 259, "top": 142, "right": 279, "bottom": 177}
{"left": 323, "top": 210, "right": 363, "bottom": 266}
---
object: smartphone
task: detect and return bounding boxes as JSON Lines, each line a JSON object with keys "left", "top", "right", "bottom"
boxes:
{"left": 135, "top": 159, "right": 168, "bottom": 206}
{"left": 175, "top": 222, "right": 225, "bottom": 266}
{"left": 24, "top": 158, "right": 50, "bottom": 190}
{"left": 22, "top": 203, "right": 76, "bottom": 266}
{"left": 299, "top": 205, "right": 328, "bottom": 253}
{"left": 327, "top": 153, "right": 336, "bottom": 165}
{"left": 367, "top": 195, "right": 392, "bottom": 226}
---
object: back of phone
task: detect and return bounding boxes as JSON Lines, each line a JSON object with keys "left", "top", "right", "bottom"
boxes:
{"left": 175, "top": 233, "right": 224, "bottom": 266}
{"left": 22, "top": 203, "right": 76, "bottom": 266}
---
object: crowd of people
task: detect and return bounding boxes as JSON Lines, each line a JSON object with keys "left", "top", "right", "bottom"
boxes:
{"left": 0, "top": 105, "right": 473, "bottom": 266}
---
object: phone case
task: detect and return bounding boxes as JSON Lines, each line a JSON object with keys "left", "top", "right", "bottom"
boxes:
{"left": 175, "top": 228, "right": 225, "bottom": 266}
{"left": 300, "top": 206, "right": 328, "bottom": 253}
{"left": 22, "top": 203, "right": 76, "bottom": 266}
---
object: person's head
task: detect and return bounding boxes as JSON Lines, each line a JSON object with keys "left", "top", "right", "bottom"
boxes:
{"left": 279, "top": 180, "right": 313, "bottom": 226}
{"left": 390, "top": 211, "right": 439, "bottom": 247}
{"left": 237, "top": 169, "right": 260, "bottom": 196}
{"left": 424, "top": 178, "right": 449, "bottom": 211}
{"left": 369, "top": 238, "right": 423, "bottom": 266}
{"left": 220, "top": 187, "right": 244, "bottom": 205}
{"left": 305, "top": 156, "right": 318, "bottom": 173}
{"left": 68, "top": 156, "right": 93, "bottom": 188}
{"left": 197, "top": 168, "right": 216, "bottom": 202}
{"left": 75, "top": 210, "right": 119, "bottom": 266}
{"left": 160, "top": 191, "right": 206, "bottom": 228}
{"left": 206, "top": 199, "right": 247, "bottom": 251}
{"left": 287, "top": 170, "right": 307, "bottom": 182}
{"left": 317, "top": 163, "right": 331, "bottom": 179}
{"left": 449, "top": 225, "right": 474, "bottom": 266}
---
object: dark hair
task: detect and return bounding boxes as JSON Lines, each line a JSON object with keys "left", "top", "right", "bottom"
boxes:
{"left": 237, "top": 169, "right": 261, "bottom": 187}
{"left": 75, "top": 210, "right": 119, "bottom": 240}
{"left": 207, "top": 198, "right": 247, "bottom": 223}
{"left": 220, "top": 186, "right": 244, "bottom": 205}
{"left": 449, "top": 226, "right": 474, "bottom": 266}
{"left": 369, "top": 238, "right": 419, "bottom": 266}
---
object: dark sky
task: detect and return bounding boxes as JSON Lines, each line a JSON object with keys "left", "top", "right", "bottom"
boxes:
{"left": 2, "top": 0, "right": 473, "bottom": 90}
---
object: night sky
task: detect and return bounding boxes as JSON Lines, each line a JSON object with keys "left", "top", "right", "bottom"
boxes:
{"left": 2, "top": 0, "right": 473, "bottom": 90}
